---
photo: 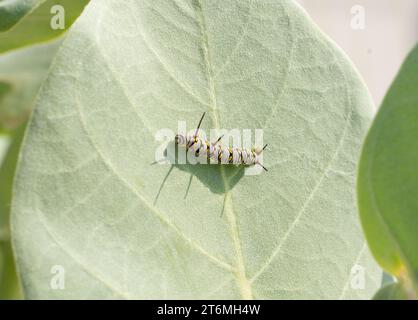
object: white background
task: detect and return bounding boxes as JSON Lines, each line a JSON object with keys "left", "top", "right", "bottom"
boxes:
{"left": 297, "top": 0, "right": 418, "bottom": 107}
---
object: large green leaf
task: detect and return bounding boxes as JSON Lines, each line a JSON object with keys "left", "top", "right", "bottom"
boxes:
{"left": 358, "top": 44, "right": 418, "bottom": 299}
{"left": 12, "top": 0, "right": 380, "bottom": 299}
{"left": 0, "top": 0, "right": 45, "bottom": 32}
{"left": 0, "top": 0, "right": 89, "bottom": 54}
{"left": 0, "top": 39, "right": 61, "bottom": 130}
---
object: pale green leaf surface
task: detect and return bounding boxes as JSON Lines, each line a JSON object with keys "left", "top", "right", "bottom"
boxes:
{"left": 0, "top": 0, "right": 45, "bottom": 31}
{"left": 0, "top": 39, "right": 61, "bottom": 130}
{"left": 0, "top": 0, "right": 89, "bottom": 54}
{"left": 358, "top": 44, "right": 418, "bottom": 295}
{"left": 12, "top": 0, "right": 380, "bottom": 299}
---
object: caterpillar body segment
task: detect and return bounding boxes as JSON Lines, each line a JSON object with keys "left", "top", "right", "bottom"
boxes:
{"left": 174, "top": 113, "right": 268, "bottom": 171}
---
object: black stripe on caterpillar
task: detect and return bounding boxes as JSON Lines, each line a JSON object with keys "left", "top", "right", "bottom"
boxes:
{"left": 175, "top": 112, "right": 267, "bottom": 171}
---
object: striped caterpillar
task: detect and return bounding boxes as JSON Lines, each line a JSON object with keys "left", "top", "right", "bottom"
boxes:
{"left": 175, "top": 112, "right": 268, "bottom": 171}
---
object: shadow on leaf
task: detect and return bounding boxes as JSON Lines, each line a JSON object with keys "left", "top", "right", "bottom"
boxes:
{"left": 153, "top": 141, "right": 245, "bottom": 206}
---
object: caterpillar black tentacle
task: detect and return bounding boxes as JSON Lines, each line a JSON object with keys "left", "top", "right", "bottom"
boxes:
{"left": 175, "top": 113, "right": 268, "bottom": 171}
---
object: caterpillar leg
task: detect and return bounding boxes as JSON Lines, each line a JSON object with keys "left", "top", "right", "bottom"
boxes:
{"left": 253, "top": 144, "right": 268, "bottom": 171}
{"left": 153, "top": 165, "right": 174, "bottom": 205}
{"left": 194, "top": 112, "right": 206, "bottom": 136}
{"left": 254, "top": 144, "right": 268, "bottom": 155}
{"left": 184, "top": 174, "right": 193, "bottom": 199}
{"left": 256, "top": 162, "right": 268, "bottom": 172}
{"left": 186, "top": 112, "right": 206, "bottom": 149}
{"left": 212, "top": 134, "right": 224, "bottom": 146}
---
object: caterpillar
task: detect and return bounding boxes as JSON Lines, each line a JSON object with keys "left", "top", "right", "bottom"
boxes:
{"left": 175, "top": 112, "right": 268, "bottom": 171}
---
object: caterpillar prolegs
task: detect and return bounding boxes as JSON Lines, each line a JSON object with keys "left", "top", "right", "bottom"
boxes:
{"left": 175, "top": 112, "right": 268, "bottom": 171}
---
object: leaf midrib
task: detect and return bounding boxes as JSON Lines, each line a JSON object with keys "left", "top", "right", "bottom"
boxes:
{"left": 194, "top": 0, "right": 253, "bottom": 299}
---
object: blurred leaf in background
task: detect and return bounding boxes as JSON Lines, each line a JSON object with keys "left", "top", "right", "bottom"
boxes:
{"left": 0, "top": 39, "right": 61, "bottom": 131}
{"left": 358, "top": 43, "right": 418, "bottom": 300}
{"left": 381, "top": 271, "right": 395, "bottom": 286}
{"left": 373, "top": 282, "right": 409, "bottom": 300}
{"left": 0, "top": 0, "right": 46, "bottom": 32}
{"left": 0, "top": 124, "right": 25, "bottom": 299}
{"left": 0, "top": 39, "right": 58, "bottom": 301}
{"left": 0, "top": 0, "right": 89, "bottom": 53}
{"left": 0, "top": 0, "right": 90, "bottom": 299}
